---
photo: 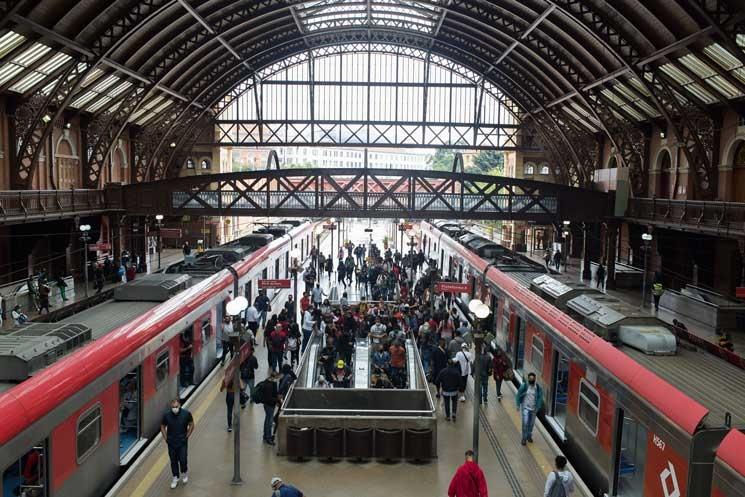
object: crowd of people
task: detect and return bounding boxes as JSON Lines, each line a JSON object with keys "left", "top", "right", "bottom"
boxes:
{"left": 157, "top": 236, "right": 574, "bottom": 496}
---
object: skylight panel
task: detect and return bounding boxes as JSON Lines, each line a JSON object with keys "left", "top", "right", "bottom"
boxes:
{"left": 0, "top": 31, "right": 25, "bottom": 59}
{"left": 9, "top": 52, "right": 72, "bottom": 93}
{"left": 703, "top": 43, "right": 741, "bottom": 71}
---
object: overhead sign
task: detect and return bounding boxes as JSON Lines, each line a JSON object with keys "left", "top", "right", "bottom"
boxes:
{"left": 88, "top": 243, "right": 111, "bottom": 251}
{"left": 435, "top": 282, "right": 470, "bottom": 293}
{"left": 736, "top": 287, "right": 745, "bottom": 298}
{"left": 398, "top": 223, "right": 413, "bottom": 231}
{"left": 323, "top": 224, "right": 337, "bottom": 230}
{"left": 258, "top": 279, "right": 291, "bottom": 289}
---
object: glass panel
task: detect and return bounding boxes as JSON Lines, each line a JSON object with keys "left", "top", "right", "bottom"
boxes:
{"left": 3, "top": 444, "right": 47, "bottom": 497}
{"left": 119, "top": 369, "right": 140, "bottom": 457}
{"left": 616, "top": 414, "right": 648, "bottom": 497}
{"left": 155, "top": 350, "right": 169, "bottom": 389}
{"left": 515, "top": 317, "right": 525, "bottom": 376}
{"left": 531, "top": 336, "right": 543, "bottom": 374}
{"left": 180, "top": 327, "right": 194, "bottom": 388}
{"left": 76, "top": 407, "right": 101, "bottom": 461}
{"left": 552, "top": 353, "right": 569, "bottom": 429}
{"left": 578, "top": 380, "right": 599, "bottom": 434}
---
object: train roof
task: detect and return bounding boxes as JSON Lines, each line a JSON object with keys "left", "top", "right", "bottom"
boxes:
{"left": 717, "top": 429, "right": 745, "bottom": 477}
{"left": 623, "top": 345, "right": 745, "bottom": 428}
{"left": 0, "top": 221, "right": 314, "bottom": 445}
{"left": 423, "top": 221, "right": 709, "bottom": 434}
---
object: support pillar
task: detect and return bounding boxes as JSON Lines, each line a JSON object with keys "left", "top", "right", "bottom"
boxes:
{"left": 738, "top": 239, "right": 745, "bottom": 287}
{"left": 582, "top": 222, "right": 592, "bottom": 281}
{"left": 606, "top": 221, "right": 618, "bottom": 290}
{"left": 112, "top": 215, "right": 122, "bottom": 270}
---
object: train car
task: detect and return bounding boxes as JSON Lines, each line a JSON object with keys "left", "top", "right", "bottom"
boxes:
{"left": 421, "top": 221, "right": 745, "bottom": 497}
{"left": 0, "top": 221, "right": 314, "bottom": 497}
{"left": 710, "top": 429, "right": 745, "bottom": 497}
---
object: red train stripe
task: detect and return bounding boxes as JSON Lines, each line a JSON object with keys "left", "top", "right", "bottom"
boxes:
{"left": 716, "top": 429, "right": 745, "bottom": 477}
{"left": 0, "top": 224, "right": 313, "bottom": 445}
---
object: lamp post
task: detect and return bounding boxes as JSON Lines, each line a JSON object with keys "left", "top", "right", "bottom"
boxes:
{"left": 225, "top": 292, "right": 248, "bottom": 485}
{"left": 468, "top": 298, "right": 491, "bottom": 463}
{"left": 561, "top": 220, "right": 570, "bottom": 272}
{"left": 641, "top": 233, "right": 653, "bottom": 308}
{"left": 79, "top": 224, "right": 91, "bottom": 298}
{"left": 290, "top": 249, "right": 302, "bottom": 323}
{"left": 155, "top": 214, "right": 164, "bottom": 269}
{"left": 329, "top": 218, "right": 336, "bottom": 260}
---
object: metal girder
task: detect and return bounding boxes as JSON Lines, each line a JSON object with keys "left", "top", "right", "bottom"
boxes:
{"left": 156, "top": 29, "right": 562, "bottom": 173}
{"left": 586, "top": 88, "right": 648, "bottom": 194}
{"left": 548, "top": 0, "right": 724, "bottom": 199}
{"left": 120, "top": 168, "right": 609, "bottom": 223}
{"left": 7, "top": 0, "right": 188, "bottom": 188}
{"left": 83, "top": 84, "right": 149, "bottom": 187}
{"left": 12, "top": 60, "right": 87, "bottom": 189}
{"left": 647, "top": 68, "right": 717, "bottom": 198}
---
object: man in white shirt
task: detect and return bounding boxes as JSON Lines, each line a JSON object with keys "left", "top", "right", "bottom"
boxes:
{"left": 454, "top": 343, "right": 472, "bottom": 402}
{"left": 245, "top": 304, "right": 259, "bottom": 335}
{"left": 301, "top": 309, "right": 315, "bottom": 353}
{"left": 369, "top": 317, "right": 387, "bottom": 345}
{"left": 311, "top": 284, "right": 325, "bottom": 309}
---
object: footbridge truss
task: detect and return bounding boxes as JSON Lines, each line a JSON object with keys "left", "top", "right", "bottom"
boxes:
{"left": 115, "top": 168, "right": 609, "bottom": 223}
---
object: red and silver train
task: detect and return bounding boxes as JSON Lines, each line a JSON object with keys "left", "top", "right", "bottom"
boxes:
{"left": 0, "top": 222, "right": 314, "bottom": 497}
{"left": 421, "top": 221, "right": 745, "bottom": 497}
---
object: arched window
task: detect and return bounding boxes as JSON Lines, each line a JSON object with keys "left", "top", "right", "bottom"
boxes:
{"left": 658, "top": 150, "right": 672, "bottom": 199}
{"left": 607, "top": 156, "right": 618, "bottom": 169}
{"left": 524, "top": 163, "right": 535, "bottom": 175}
{"left": 539, "top": 163, "right": 550, "bottom": 175}
{"left": 200, "top": 158, "right": 211, "bottom": 170}
{"left": 733, "top": 141, "right": 745, "bottom": 202}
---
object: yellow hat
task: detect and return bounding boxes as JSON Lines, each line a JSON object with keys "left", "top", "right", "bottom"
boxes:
{"left": 337, "top": 360, "right": 345, "bottom": 368}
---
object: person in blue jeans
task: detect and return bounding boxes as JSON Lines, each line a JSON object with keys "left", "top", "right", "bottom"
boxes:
{"left": 261, "top": 370, "right": 280, "bottom": 445}
{"left": 515, "top": 372, "right": 543, "bottom": 446}
{"left": 255, "top": 290, "right": 271, "bottom": 329}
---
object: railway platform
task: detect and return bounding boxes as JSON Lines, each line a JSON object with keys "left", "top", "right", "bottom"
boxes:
{"left": 106, "top": 319, "right": 588, "bottom": 497}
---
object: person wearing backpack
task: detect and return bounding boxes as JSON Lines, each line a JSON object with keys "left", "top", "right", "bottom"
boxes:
{"left": 286, "top": 323, "right": 301, "bottom": 367}
{"left": 544, "top": 455, "right": 574, "bottom": 497}
{"left": 258, "top": 370, "right": 280, "bottom": 445}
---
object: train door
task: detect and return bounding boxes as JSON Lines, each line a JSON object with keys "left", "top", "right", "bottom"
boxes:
{"left": 285, "top": 252, "right": 290, "bottom": 278}
{"left": 2, "top": 443, "right": 47, "bottom": 497}
{"left": 439, "top": 250, "right": 444, "bottom": 275}
{"left": 119, "top": 367, "right": 142, "bottom": 458}
{"left": 548, "top": 350, "right": 570, "bottom": 434}
{"left": 513, "top": 317, "right": 526, "bottom": 379}
{"left": 179, "top": 326, "right": 195, "bottom": 393}
{"left": 612, "top": 409, "right": 647, "bottom": 497}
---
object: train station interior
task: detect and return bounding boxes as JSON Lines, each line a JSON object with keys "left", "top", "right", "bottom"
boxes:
{"left": 1, "top": 1, "right": 745, "bottom": 497}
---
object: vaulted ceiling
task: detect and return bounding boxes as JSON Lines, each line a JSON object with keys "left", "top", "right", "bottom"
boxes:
{"left": 2, "top": 0, "right": 744, "bottom": 196}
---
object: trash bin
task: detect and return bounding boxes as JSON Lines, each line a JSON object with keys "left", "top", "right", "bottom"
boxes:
{"left": 346, "top": 427, "right": 373, "bottom": 460}
{"left": 316, "top": 427, "right": 344, "bottom": 460}
{"left": 286, "top": 426, "right": 314, "bottom": 460}
{"left": 375, "top": 428, "right": 402, "bottom": 461}
{"left": 405, "top": 428, "right": 433, "bottom": 461}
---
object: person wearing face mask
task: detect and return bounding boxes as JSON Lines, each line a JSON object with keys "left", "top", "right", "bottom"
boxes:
{"left": 160, "top": 399, "right": 195, "bottom": 489}
{"left": 515, "top": 372, "right": 543, "bottom": 446}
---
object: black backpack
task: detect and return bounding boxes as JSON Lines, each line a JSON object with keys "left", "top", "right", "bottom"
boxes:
{"left": 251, "top": 380, "right": 267, "bottom": 404}
{"left": 547, "top": 472, "right": 567, "bottom": 497}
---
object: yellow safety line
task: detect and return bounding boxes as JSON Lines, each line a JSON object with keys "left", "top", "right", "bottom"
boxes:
{"left": 130, "top": 379, "right": 221, "bottom": 497}
{"left": 500, "top": 397, "right": 553, "bottom": 472}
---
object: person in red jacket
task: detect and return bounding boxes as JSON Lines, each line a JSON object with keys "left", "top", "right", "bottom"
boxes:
{"left": 448, "top": 450, "right": 488, "bottom": 497}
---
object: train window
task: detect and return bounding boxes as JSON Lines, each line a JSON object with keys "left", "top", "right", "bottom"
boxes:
{"left": 531, "top": 336, "right": 544, "bottom": 374}
{"left": 578, "top": 379, "right": 600, "bottom": 436}
{"left": 76, "top": 405, "right": 102, "bottom": 463}
{"left": 155, "top": 350, "right": 170, "bottom": 389}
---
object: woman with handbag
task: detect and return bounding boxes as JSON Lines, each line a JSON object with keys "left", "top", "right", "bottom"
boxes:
{"left": 492, "top": 347, "right": 512, "bottom": 402}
